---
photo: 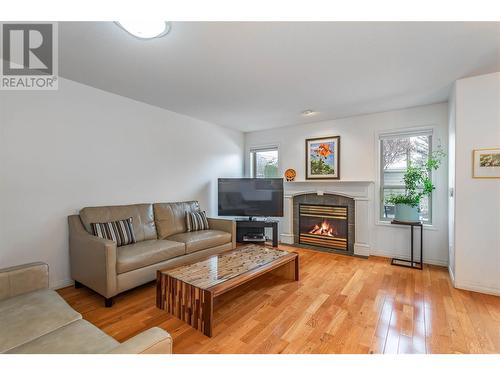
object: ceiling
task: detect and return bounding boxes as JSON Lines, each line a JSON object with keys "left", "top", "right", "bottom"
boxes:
{"left": 59, "top": 22, "right": 500, "bottom": 132}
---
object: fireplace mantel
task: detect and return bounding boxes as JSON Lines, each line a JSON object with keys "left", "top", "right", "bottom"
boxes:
{"left": 285, "top": 180, "right": 374, "bottom": 184}
{"left": 281, "top": 180, "right": 374, "bottom": 257}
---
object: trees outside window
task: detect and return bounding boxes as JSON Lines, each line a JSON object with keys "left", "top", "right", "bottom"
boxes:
{"left": 250, "top": 147, "right": 279, "bottom": 178}
{"left": 380, "top": 133, "right": 432, "bottom": 223}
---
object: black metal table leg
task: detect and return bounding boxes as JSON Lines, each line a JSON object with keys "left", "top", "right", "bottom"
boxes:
{"left": 272, "top": 222, "right": 278, "bottom": 247}
{"left": 411, "top": 224, "right": 414, "bottom": 266}
{"left": 419, "top": 223, "right": 423, "bottom": 269}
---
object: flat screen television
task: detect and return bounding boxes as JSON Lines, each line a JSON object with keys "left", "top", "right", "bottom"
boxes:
{"left": 218, "top": 178, "right": 284, "bottom": 218}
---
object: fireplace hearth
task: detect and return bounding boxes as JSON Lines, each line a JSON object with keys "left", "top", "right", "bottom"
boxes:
{"left": 299, "top": 204, "right": 348, "bottom": 251}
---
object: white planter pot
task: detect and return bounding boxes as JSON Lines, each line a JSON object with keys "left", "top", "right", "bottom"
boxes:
{"left": 394, "top": 203, "right": 419, "bottom": 222}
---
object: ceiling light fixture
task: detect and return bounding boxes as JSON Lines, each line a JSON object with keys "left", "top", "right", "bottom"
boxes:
{"left": 301, "top": 109, "right": 316, "bottom": 116}
{"left": 116, "top": 21, "right": 171, "bottom": 40}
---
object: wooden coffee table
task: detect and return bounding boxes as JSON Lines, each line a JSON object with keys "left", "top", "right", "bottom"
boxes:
{"left": 156, "top": 244, "right": 299, "bottom": 337}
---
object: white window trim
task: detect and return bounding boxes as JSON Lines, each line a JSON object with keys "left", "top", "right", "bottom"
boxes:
{"left": 374, "top": 126, "right": 437, "bottom": 229}
{"left": 248, "top": 143, "right": 281, "bottom": 178}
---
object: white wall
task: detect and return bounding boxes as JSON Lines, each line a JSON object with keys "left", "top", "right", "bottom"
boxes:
{"left": 452, "top": 72, "right": 500, "bottom": 295}
{"left": 245, "top": 103, "right": 449, "bottom": 265}
{"left": 0, "top": 78, "right": 244, "bottom": 288}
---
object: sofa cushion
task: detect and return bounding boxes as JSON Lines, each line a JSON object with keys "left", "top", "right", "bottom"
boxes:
{"left": 116, "top": 239, "right": 186, "bottom": 274}
{"left": 91, "top": 217, "right": 136, "bottom": 247}
{"left": 80, "top": 203, "right": 156, "bottom": 242}
{"left": 186, "top": 211, "right": 209, "bottom": 232}
{"left": 153, "top": 201, "right": 200, "bottom": 239}
{"left": 167, "top": 230, "right": 231, "bottom": 254}
{"left": 7, "top": 319, "right": 119, "bottom": 354}
{"left": 0, "top": 289, "right": 82, "bottom": 353}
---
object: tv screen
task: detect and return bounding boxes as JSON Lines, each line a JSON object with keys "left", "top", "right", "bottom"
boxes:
{"left": 218, "top": 178, "right": 284, "bottom": 217}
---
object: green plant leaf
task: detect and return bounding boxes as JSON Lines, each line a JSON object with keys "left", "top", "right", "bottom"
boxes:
{"left": 385, "top": 148, "right": 445, "bottom": 207}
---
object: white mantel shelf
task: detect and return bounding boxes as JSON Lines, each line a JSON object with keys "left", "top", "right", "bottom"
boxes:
{"left": 285, "top": 180, "right": 374, "bottom": 184}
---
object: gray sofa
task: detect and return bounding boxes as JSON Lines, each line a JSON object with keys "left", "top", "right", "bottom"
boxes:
{"left": 0, "top": 262, "right": 172, "bottom": 354}
{"left": 68, "top": 201, "right": 236, "bottom": 306}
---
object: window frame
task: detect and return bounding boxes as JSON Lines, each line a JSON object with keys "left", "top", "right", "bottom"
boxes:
{"left": 378, "top": 129, "right": 434, "bottom": 224}
{"left": 249, "top": 145, "right": 280, "bottom": 178}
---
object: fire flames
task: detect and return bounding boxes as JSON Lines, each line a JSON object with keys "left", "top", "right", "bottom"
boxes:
{"left": 308, "top": 219, "right": 337, "bottom": 237}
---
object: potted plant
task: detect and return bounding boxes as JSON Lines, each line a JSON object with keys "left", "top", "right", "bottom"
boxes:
{"left": 387, "top": 149, "right": 445, "bottom": 222}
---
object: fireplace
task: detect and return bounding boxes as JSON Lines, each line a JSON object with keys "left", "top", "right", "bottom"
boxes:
{"left": 292, "top": 193, "right": 355, "bottom": 254}
{"left": 299, "top": 204, "right": 348, "bottom": 251}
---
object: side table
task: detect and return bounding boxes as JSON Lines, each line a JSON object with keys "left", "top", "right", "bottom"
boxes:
{"left": 390, "top": 220, "right": 423, "bottom": 270}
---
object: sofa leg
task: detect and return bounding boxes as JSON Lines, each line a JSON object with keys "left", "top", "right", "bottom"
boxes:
{"left": 104, "top": 297, "right": 113, "bottom": 308}
{"left": 74, "top": 280, "right": 83, "bottom": 289}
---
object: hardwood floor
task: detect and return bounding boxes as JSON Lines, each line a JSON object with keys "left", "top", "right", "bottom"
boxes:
{"left": 57, "top": 245, "right": 500, "bottom": 354}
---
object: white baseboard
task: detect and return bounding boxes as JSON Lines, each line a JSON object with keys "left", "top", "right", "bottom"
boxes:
{"left": 369, "top": 249, "right": 448, "bottom": 267}
{"left": 280, "top": 233, "right": 294, "bottom": 244}
{"left": 354, "top": 243, "right": 370, "bottom": 257}
{"left": 454, "top": 281, "right": 500, "bottom": 296}
{"left": 51, "top": 279, "right": 74, "bottom": 290}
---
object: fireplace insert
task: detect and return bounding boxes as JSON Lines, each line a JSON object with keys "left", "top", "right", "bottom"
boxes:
{"left": 298, "top": 204, "right": 348, "bottom": 251}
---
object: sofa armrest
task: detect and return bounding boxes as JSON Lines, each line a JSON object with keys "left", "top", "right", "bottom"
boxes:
{"left": 208, "top": 218, "right": 236, "bottom": 249}
{"left": 107, "top": 328, "right": 172, "bottom": 354}
{"left": 68, "top": 215, "right": 117, "bottom": 298}
{"left": 0, "top": 262, "right": 49, "bottom": 301}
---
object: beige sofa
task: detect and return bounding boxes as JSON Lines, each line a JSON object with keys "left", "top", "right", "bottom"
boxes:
{"left": 69, "top": 201, "right": 236, "bottom": 307}
{"left": 0, "top": 262, "right": 172, "bottom": 354}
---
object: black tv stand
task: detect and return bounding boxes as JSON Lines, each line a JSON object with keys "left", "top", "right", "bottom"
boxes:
{"left": 235, "top": 219, "right": 279, "bottom": 247}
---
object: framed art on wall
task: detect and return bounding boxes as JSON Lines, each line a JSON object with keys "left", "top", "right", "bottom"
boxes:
{"left": 305, "top": 136, "right": 340, "bottom": 180}
{"left": 472, "top": 148, "right": 500, "bottom": 178}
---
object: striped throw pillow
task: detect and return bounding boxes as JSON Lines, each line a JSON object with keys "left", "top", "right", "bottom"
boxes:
{"left": 186, "top": 211, "right": 209, "bottom": 232}
{"left": 91, "top": 217, "right": 136, "bottom": 247}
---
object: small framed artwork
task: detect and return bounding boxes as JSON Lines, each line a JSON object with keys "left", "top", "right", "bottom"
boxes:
{"left": 305, "top": 136, "right": 340, "bottom": 180}
{"left": 473, "top": 148, "right": 500, "bottom": 179}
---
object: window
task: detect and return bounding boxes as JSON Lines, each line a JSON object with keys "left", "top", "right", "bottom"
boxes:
{"left": 250, "top": 147, "right": 279, "bottom": 178}
{"left": 380, "top": 131, "right": 433, "bottom": 223}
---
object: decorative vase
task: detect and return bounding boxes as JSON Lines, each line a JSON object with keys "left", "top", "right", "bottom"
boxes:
{"left": 394, "top": 203, "right": 420, "bottom": 222}
{"left": 284, "top": 169, "right": 296, "bottom": 181}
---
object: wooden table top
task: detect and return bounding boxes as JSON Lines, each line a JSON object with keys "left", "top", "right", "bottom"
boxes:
{"left": 158, "top": 244, "right": 295, "bottom": 290}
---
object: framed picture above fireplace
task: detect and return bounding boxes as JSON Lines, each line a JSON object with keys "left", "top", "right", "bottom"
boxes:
{"left": 305, "top": 135, "right": 340, "bottom": 180}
